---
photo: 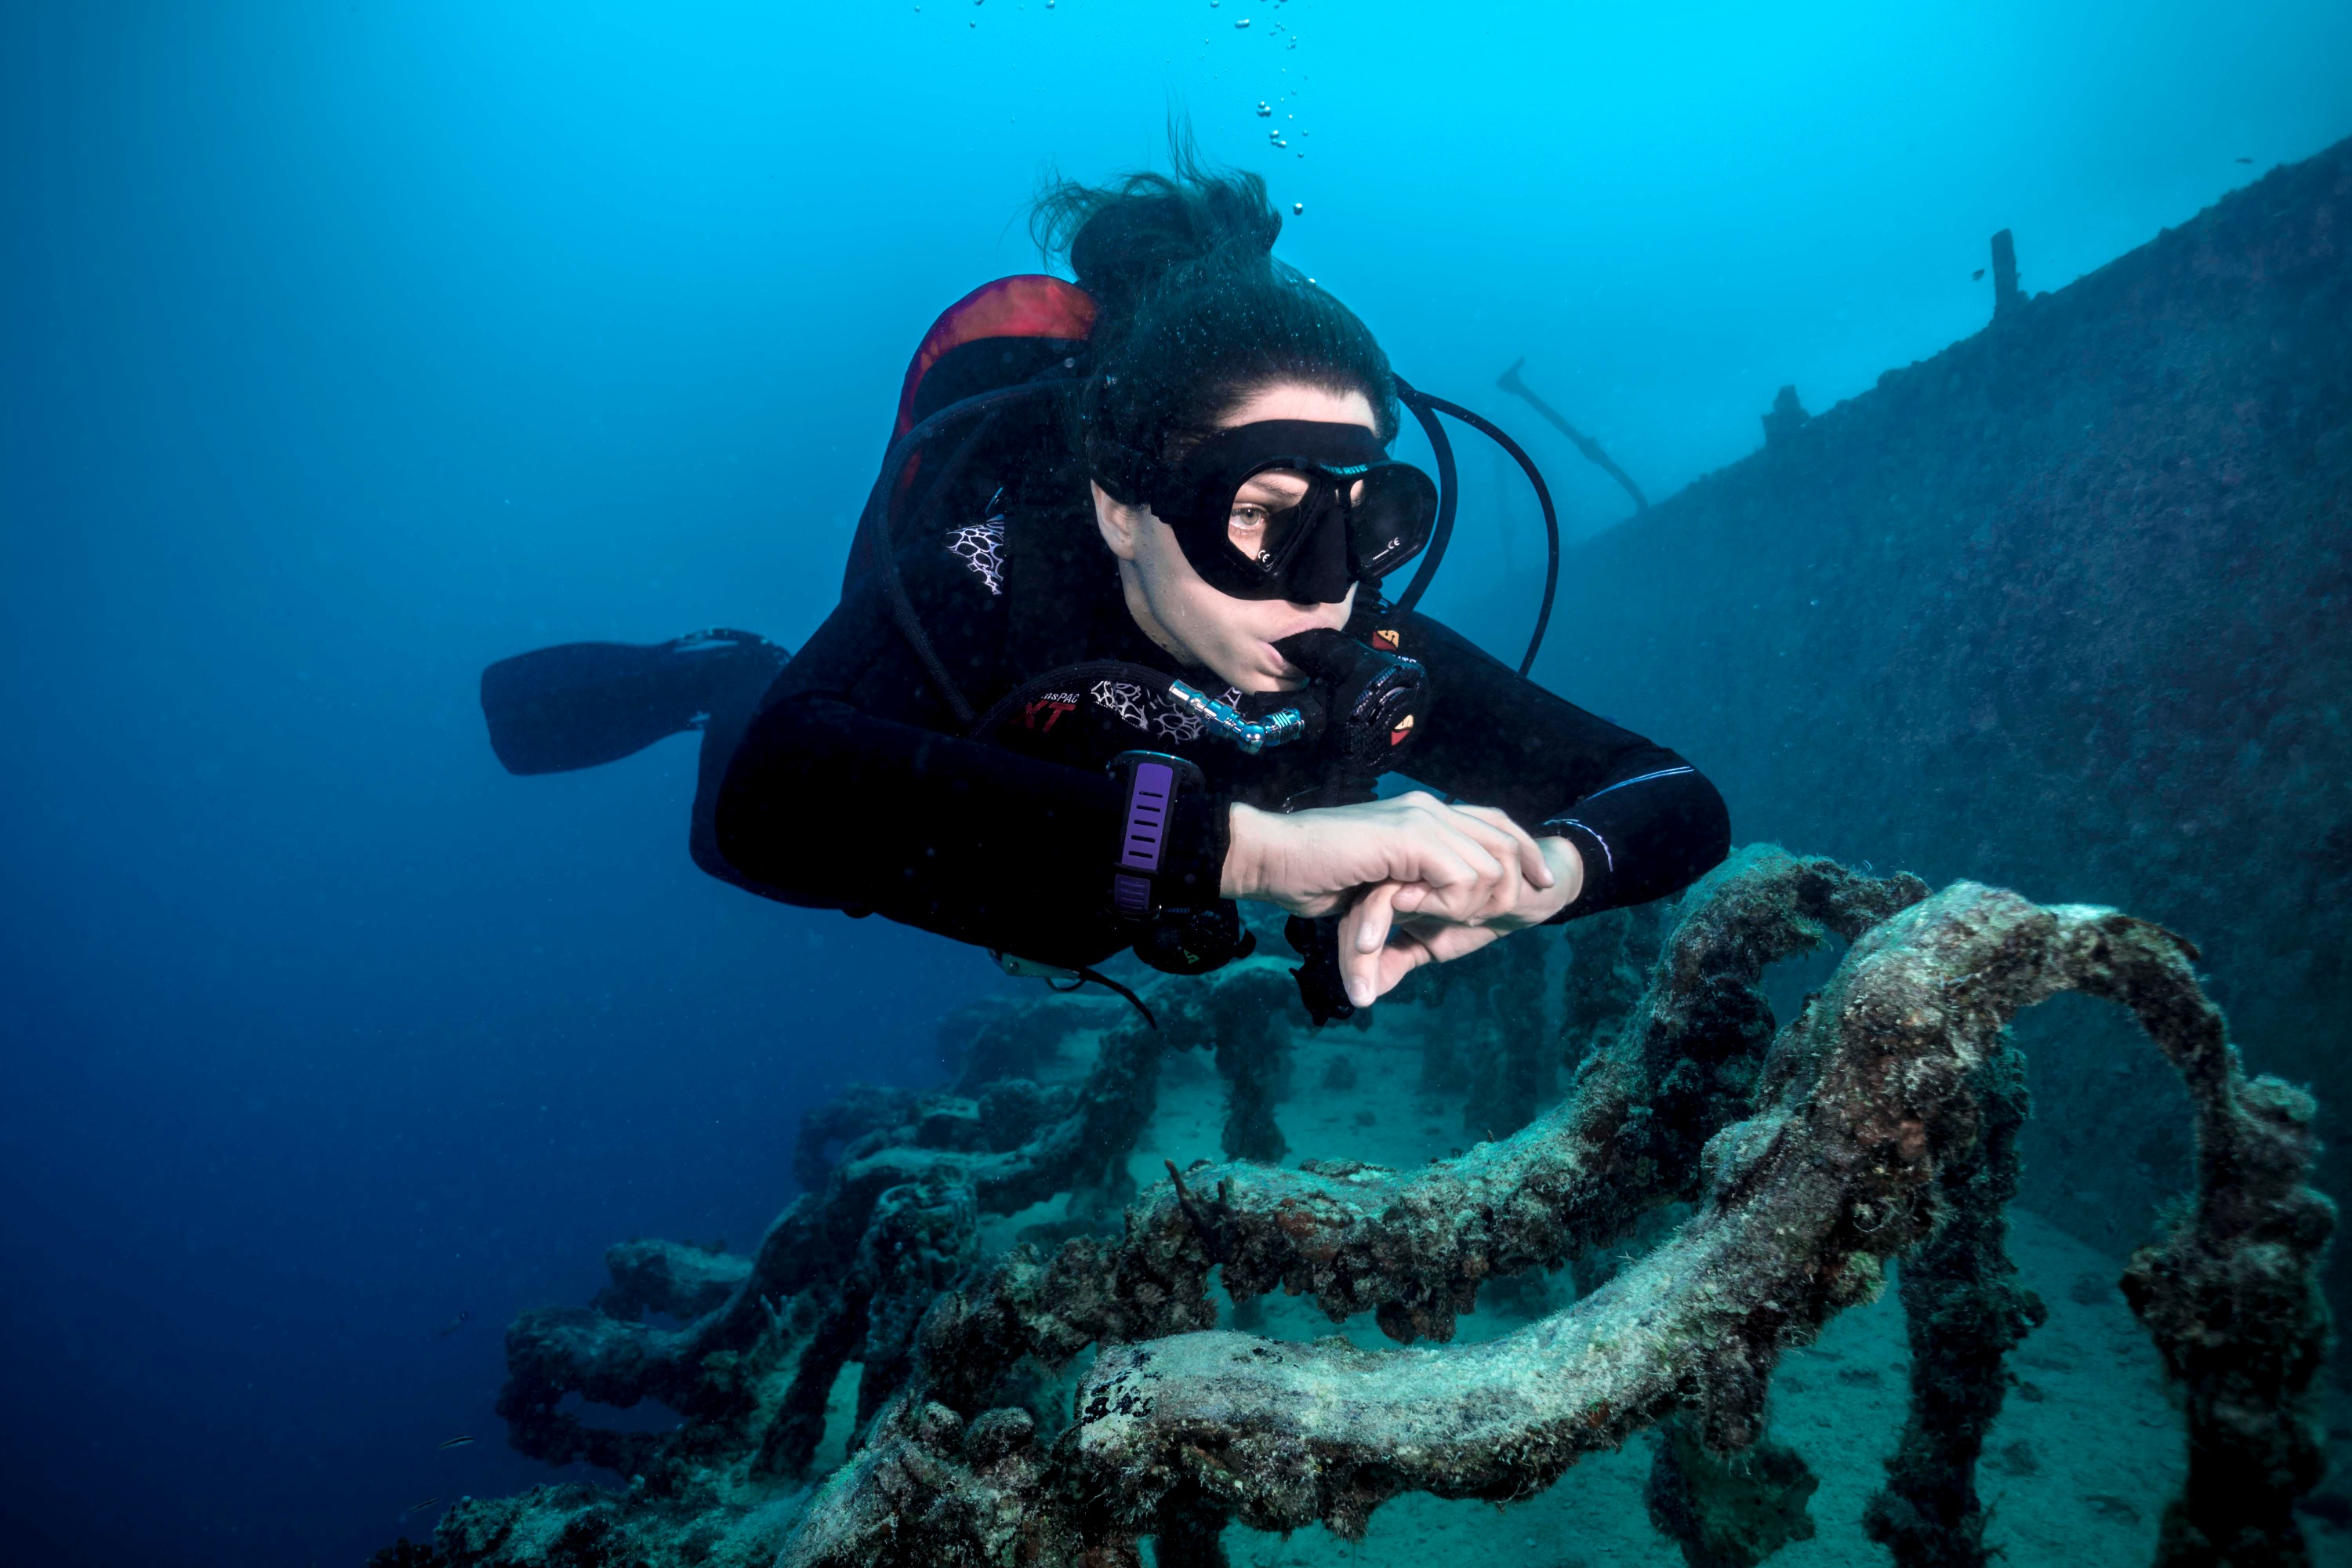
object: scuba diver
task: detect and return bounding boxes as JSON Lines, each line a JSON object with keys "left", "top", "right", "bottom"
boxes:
{"left": 481, "top": 152, "right": 1729, "bottom": 1022}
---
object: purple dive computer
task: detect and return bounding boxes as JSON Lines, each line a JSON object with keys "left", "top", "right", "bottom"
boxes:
{"left": 1108, "top": 750, "right": 1207, "bottom": 920}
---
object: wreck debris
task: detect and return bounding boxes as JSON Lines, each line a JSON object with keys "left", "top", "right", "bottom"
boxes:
{"left": 1495, "top": 355, "right": 1650, "bottom": 514}
{"left": 1862, "top": 1035, "right": 2045, "bottom": 1568}
{"left": 1645, "top": 1413, "right": 1820, "bottom": 1568}
{"left": 1990, "top": 227, "right": 2024, "bottom": 318}
{"left": 1410, "top": 923, "right": 1554, "bottom": 1140}
{"left": 1760, "top": 385, "right": 1809, "bottom": 447}
{"left": 775, "top": 868, "right": 2331, "bottom": 1567}
{"left": 754, "top": 1179, "right": 976, "bottom": 1475}
{"left": 1560, "top": 896, "right": 1671, "bottom": 1067}
{"left": 2113, "top": 937, "right": 2335, "bottom": 1564}
{"left": 1184, "top": 964, "right": 1297, "bottom": 1162}
{"left": 430, "top": 847, "right": 2331, "bottom": 1568}
{"left": 893, "top": 846, "right": 1926, "bottom": 1422}
{"left": 792, "top": 1082, "right": 920, "bottom": 1192}
{"left": 490, "top": 974, "right": 1180, "bottom": 1481}
{"left": 590, "top": 1237, "right": 749, "bottom": 1323}
{"left": 481, "top": 956, "right": 1319, "bottom": 1504}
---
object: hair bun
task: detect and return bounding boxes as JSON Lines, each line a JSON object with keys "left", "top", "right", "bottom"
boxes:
{"left": 1033, "top": 140, "right": 1281, "bottom": 332}
{"left": 1032, "top": 135, "right": 1397, "bottom": 499}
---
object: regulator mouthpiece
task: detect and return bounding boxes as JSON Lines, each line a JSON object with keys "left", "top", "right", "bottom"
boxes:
{"left": 1272, "top": 629, "right": 1429, "bottom": 776}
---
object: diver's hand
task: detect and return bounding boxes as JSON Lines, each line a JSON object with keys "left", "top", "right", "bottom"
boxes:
{"left": 1337, "top": 831, "right": 1584, "bottom": 1007}
{"left": 1221, "top": 793, "right": 1553, "bottom": 925}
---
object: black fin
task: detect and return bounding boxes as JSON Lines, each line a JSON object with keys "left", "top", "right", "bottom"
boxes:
{"left": 479, "top": 630, "right": 787, "bottom": 776}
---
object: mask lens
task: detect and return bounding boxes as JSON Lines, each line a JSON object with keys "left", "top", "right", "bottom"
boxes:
{"left": 1347, "top": 463, "right": 1438, "bottom": 578}
{"left": 1225, "top": 467, "right": 1318, "bottom": 568}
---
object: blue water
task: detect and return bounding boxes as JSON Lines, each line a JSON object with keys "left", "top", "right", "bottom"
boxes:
{"left": 2, "top": 4, "right": 2345, "bottom": 1563}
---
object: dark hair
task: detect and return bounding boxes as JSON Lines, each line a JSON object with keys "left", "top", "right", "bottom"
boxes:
{"left": 1032, "top": 138, "right": 1399, "bottom": 501}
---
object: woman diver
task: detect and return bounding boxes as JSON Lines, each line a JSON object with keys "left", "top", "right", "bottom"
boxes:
{"left": 481, "top": 151, "right": 1728, "bottom": 1020}
{"left": 703, "top": 155, "right": 1730, "bottom": 1018}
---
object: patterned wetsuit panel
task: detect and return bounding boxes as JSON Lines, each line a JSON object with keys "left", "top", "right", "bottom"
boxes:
{"left": 946, "top": 489, "right": 1007, "bottom": 596}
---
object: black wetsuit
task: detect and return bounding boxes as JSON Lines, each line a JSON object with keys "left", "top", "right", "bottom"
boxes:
{"left": 710, "top": 491, "right": 1730, "bottom": 971}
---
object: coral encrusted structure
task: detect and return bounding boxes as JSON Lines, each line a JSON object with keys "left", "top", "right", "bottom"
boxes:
{"left": 394, "top": 847, "right": 2331, "bottom": 1568}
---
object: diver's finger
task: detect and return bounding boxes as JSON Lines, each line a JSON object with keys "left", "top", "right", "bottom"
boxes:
{"left": 1340, "top": 884, "right": 1404, "bottom": 1006}
{"left": 1394, "top": 864, "right": 1517, "bottom": 927}
{"left": 1452, "top": 804, "right": 1554, "bottom": 889}
{"left": 1374, "top": 832, "right": 1489, "bottom": 909}
{"left": 1367, "top": 931, "right": 1437, "bottom": 1000}
{"left": 1408, "top": 919, "right": 1508, "bottom": 965}
{"left": 1417, "top": 820, "right": 1524, "bottom": 920}
{"left": 1441, "top": 808, "right": 1546, "bottom": 906}
{"left": 1349, "top": 882, "right": 1400, "bottom": 956}
{"left": 1421, "top": 820, "right": 1508, "bottom": 890}
{"left": 1410, "top": 811, "right": 1512, "bottom": 886}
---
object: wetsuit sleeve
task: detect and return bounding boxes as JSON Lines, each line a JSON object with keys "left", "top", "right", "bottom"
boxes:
{"left": 709, "top": 550, "right": 1228, "bottom": 968}
{"left": 1392, "top": 611, "right": 1730, "bottom": 920}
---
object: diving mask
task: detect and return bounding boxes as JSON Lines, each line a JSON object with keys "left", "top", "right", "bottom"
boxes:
{"left": 1133, "top": 419, "right": 1438, "bottom": 604}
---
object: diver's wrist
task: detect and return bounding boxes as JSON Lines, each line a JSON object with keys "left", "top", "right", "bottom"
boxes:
{"left": 1221, "top": 802, "right": 1279, "bottom": 901}
{"left": 1530, "top": 820, "right": 1602, "bottom": 922}
{"left": 1533, "top": 835, "right": 1584, "bottom": 920}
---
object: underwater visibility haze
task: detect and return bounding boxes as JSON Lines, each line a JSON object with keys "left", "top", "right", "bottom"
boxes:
{"left": 4, "top": 3, "right": 2351, "bottom": 1566}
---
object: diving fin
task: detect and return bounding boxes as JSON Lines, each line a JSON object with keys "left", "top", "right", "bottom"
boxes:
{"left": 479, "top": 629, "right": 789, "bottom": 775}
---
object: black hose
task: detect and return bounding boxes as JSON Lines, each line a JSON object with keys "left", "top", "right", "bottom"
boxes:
{"left": 847, "top": 379, "right": 1074, "bottom": 726}
{"left": 877, "top": 411, "right": 1003, "bottom": 725}
{"left": 842, "top": 379, "right": 1069, "bottom": 593}
{"left": 1051, "top": 967, "right": 1158, "bottom": 1029}
{"left": 1385, "top": 382, "right": 1563, "bottom": 677}
{"left": 1389, "top": 377, "right": 1459, "bottom": 617}
{"left": 1412, "top": 391, "right": 1562, "bottom": 676}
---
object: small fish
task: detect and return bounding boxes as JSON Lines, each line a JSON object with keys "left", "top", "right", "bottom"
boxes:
{"left": 401, "top": 1497, "right": 443, "bottom": 1518}
{"left": 2236, "top": 156, "right": 2253, "bottom": 165}
{"left": 1972, "top": 268, "right": 1986, "bottom": 281}
{"left": 437, "top": 1435, "right": 477, "bottom": 1450}
{"left": 436, "top": 1310, "right": 471, "bottom": 1338}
